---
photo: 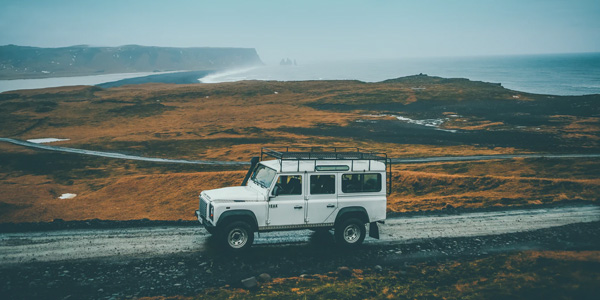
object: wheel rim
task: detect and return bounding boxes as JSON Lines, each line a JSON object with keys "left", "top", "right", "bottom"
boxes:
{"left": 343, "top": 224, "right": 361, "bottom": 243}
{"left": 228, "top": 228, "right": 248, "bottom": 248}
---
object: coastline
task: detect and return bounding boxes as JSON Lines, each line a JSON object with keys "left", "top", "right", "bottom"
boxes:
{"left": 1, "top": 53, "right": 599, "bottom": 95}
{"left": 197, "top": 53, "right": 600, "bottom": 96}
{"left": 0, "top": 71, "right": 182, "bottom": 93}
{"left": 97, "top": 70, "right": 215, "bottom": 88}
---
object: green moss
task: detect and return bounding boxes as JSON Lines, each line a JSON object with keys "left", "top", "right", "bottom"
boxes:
{"left": 107, "top": 103, "right": 173, "bottom": 117}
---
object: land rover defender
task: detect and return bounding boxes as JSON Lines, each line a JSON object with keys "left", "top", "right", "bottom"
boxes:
{"left": 195, "top": 147, "right": 391, "bottom": 251}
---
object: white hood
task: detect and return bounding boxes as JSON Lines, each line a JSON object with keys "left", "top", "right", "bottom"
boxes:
{"left": 203, "top": 186, "right": 265, "bottom": 202}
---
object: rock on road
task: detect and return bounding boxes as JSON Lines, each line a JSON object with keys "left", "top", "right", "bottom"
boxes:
{"left": 1, "top": 204, "right": 598, "bottom": 266}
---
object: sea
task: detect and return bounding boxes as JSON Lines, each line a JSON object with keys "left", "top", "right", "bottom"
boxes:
{"left": 1, "top": 52, "right": 598, "bottom": 96}
{"left": 200, "top": 53, "right": 600, "bottom": 96}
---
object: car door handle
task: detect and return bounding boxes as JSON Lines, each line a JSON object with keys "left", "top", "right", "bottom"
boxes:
{"left": 327, "top": 204, "right": 335, "bottom": 208}
{"left": 294, "top": 206, "right": 303, "bottom": 209}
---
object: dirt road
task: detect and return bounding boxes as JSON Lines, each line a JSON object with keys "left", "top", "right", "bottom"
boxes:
{"left": 2, "top": 137, "right": 600, "bottom": 165}
{"left": 2, "top": 204, "right": 598, "bottom": 266}
{"left": 0, "top": 138, "right": 246, "bottom": 165}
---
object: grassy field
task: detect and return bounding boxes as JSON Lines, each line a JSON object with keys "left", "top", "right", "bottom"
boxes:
{"left": 1, "top": 141, "right": 598, "bottom": 223}
{"left": 0, "top": 76, "right": 599, "bottom": 223}
{"left": 1, "top": 77, "right": 599, "bottom": 299}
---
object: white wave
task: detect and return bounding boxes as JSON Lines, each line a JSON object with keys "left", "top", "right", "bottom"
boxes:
{"left": 198, "top": 67, "right": 259, "bottom": 83}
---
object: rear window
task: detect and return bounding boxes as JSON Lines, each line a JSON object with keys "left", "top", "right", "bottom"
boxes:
{"left": 341, "top": 173, "right": 382, "bottom": 193}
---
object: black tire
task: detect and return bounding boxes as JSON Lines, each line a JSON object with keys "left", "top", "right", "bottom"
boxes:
{"left": 334, "top": 218, "right": 366, "bottom": 247}
{"left": 220, "top": 221, "right": 254, "bottom": 251}
{"left": 205, "top": 226, "right": 216, "bottom": 235}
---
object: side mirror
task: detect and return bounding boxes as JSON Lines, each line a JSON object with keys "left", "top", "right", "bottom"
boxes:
{"left": 272, "top": 185, "right": 281, "bottom": 197}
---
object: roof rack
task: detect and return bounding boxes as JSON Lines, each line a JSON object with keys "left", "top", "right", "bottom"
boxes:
{"left": 260, "top": 146, "right": 392, "bottom": 195}
{"left": 261, "top": 146, "right": 388, "bottom": 162}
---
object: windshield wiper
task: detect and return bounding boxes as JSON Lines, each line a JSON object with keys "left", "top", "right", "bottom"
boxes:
{"left": 252, "top": 178, "right": 266, "bottom": 188}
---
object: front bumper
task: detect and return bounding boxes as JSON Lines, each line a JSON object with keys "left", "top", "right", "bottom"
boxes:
{"left": 195, "top": 210, "right": 217, "bottom": 230}
{"left": 194, "top": 210, "right": 203, "bottom": 224}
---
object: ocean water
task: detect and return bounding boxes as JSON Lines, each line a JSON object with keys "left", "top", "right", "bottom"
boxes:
{"left": 200, "top": 53, "right": 600, "bottom": 96}
{"left": 0, "top": 71, "right": 180, "bottom": 93}
{"left": 1, "top": 53, "right": 598, "bottom": 96}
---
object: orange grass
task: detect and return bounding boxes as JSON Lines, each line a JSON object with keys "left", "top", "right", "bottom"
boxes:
{"left": 1, "top": 81, "right": 598, "bottom": 223}
{"left": 0, "top": 82, "right": 548, "bottom": 160}
{"left": 1, "top": 162, "right": 598, "bottom": 223}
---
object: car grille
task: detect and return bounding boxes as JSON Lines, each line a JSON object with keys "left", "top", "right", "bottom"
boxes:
{"left": 199, "top": 196, "right": 209, "bottom": 218}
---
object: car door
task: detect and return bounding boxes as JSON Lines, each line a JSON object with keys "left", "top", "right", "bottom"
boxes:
{"left": 267, "top": 174, "right": 305, "bottom": 227}
{"left": 306, "top": 173, "right": 338, "bottom": 225}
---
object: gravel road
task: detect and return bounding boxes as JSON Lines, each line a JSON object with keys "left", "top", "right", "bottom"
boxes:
{"left": 0, "top": 138, "right": 247, "bottom": 165}
{"left": 1, "top": 204, "right": 599, "bottom": 299}
{"left": 1, "top": 204, "right": 598, "bottom": 266}
{"left": 2, "top": 137, "right": 600, "bottom": 165}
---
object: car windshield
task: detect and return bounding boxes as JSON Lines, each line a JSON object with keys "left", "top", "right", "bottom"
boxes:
{"left": 251, "top": 164, "right": 276, "bottom": 188}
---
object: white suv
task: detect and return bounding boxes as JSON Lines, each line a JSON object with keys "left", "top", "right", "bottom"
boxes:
{"left": 195, "top": 147, "right": 391, "bottom": 251}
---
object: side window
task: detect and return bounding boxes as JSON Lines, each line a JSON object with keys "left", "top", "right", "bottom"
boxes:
{"left": 274, "top": 175, "right": 302, "bottom": 195}
{"left": 310, "top": 175, "right": 335, "bottom": 194}
{"left": 342, "top": 173, "right": 382, "bottom": 193}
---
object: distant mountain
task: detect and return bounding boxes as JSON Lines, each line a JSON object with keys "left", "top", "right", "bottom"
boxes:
{"left": 0, "top": 45, "right": 263, "bottom": 79}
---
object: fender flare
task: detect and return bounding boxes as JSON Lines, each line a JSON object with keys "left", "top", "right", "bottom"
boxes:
{"left": 335, "top": 206, "right": 369, "bottom": 226}
{"left": 216, "top": 210, "right": 259, "bottom": 231}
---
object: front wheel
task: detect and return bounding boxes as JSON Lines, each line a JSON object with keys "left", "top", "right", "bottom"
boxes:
{"left": 334, "top": 218, "right": 366, "bottom": 247}
{"left": 220, "top": 221, "right": 254, "bottom": 251}
{"left": 204, "top": 226, "right": 216, "bottom": 235}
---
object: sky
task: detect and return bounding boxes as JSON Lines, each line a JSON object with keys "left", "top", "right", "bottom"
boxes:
{"left": 0, "top": 0, "right": 599, "bottom": 64}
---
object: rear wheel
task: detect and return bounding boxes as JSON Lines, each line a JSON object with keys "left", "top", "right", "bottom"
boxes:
{"left": 220, "top": 221, "right": 254, "bottom": 251}
{"left": 334, "top": 218, "right": 366, "bottom": 247}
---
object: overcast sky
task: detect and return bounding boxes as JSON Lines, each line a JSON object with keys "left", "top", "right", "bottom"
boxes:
{"left": 1, "top": 0, "right": 599, "bottom": 64}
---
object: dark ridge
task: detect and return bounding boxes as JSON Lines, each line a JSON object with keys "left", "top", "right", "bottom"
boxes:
{"left": 97, "top": 70, "right": 214, "bottom": 88}
{"left": 0, "top": 45, "right": 263, "bottom": 80}
{"left": 281, "top": 120, "right": 583, "bottom": 152}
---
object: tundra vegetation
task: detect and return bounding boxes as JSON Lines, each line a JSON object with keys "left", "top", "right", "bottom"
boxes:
{"left": 0, "top": 75, "right": 598, "bottom": 298}
{"left": 1, "top": 75, "right": 598, "bottom": 222}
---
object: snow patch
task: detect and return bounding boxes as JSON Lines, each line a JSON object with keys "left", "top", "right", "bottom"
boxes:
{"left": 59, "top": 193, "right": 77, "bottom": 199}
{"left": 365, "top": 114, "right": 458, "bottom": 133}
{"left": 393, "top": 115, "right": 445, "bottom": 127}
{"left": 27, "top": 138, "right": 70, "bottom": 144}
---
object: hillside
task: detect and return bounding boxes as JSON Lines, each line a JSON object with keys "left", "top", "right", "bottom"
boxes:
{"left": 0, "top": 75, "right": 599, "bottom": 223}
{"left": 0, "top": 45, "right": 263, "bottom": 79}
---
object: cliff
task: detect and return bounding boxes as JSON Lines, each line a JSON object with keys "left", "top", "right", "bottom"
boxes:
{"left": 0, "top": 45, "right": 263, "bottom": 79}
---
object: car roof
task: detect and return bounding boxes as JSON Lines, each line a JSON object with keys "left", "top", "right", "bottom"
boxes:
{"left": 260, "top": 159, "right": 386, "bottom": 173}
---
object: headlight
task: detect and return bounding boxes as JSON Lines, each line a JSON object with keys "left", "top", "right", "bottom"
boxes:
{"left": 209, "top": 204, "right": 214, "bottom": 220}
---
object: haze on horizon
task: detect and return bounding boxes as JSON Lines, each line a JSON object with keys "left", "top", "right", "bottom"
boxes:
{"left": 1, "top": 0, "right": 599, "bottom": 64}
